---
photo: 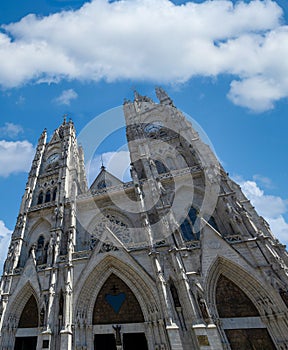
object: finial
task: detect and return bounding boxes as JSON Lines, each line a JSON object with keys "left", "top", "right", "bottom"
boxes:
{"left": 38, "top": 128, "right": 47, "bottom": 144}
{"left": 63, "top": 114, "right": 68, "bottom": 124}
{"left": 155, "top": 87, "right": 174, "bottom": 106}
{"left": 133, "top": 89, "right": 153, "bottom": 103}
{"left": 134, "top": 89, "right": 140, "bottom": 101}
{"left": 100, "top": 155, "right": 105, "bottom": 170}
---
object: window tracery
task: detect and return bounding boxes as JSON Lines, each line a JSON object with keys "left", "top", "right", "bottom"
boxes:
{"left": 155, "top": 160, "right": 168, "bottom": 174}
{"left": 97, "top": 180, "right": 112, "bottom": 189}
{"left": 45, "top": 190, "right": 51, "bottom": 203}
{"left": 37, "top": 191, "right": 43, "bottom": 205}
{"left": 35, "top": 235, "right": 48, "bottom": 265}
{"left": 180, "top": 207, "right": 199, "bottom": 241}
{"left": 52, "top": 187, "right": 57, "bottom": 201}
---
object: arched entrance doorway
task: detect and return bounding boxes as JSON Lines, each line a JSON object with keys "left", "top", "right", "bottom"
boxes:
{"left": 93, "top": 274, "right": 148, "bottom": 350}
{"left": 215, "top": 275, "right": 276, "bottom": 349}
{"left": 14, "top": 295, "right": 38, "bottom": 350}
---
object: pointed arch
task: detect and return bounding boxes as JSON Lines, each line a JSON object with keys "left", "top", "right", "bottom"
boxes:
{"left": 52, "top": 187, "right": 57, "bottom": 201}
{"left": 27, "top": 218, "right": 51, "bottom": 243}
{"left": 35, "top": 235, "right": 48, "bottom": 265}
{"left": 169, "top": 279, "right": 181, "bottom": 308}
{"left": 92, "top": 273, "right": 144, "bottom": 324}
{"left": 205, "top": 257, "right": 279, "bottom": 316}
{"left": 155, "top": 160, "right": 168, "bottom": 174}
{"left": 4, "top": 282, "right": 39, "bottom": 329}
{"left": 74, "top": 255, "right": 159, "bottom": 325}
{"left": 205, "top": 257, "right": 278, "bottom": 349}
{"left": 44, "top": 189, "right": 51, "bottom": 203}
{"left": 215, "top": 275, "right": 259, "bottom": 318}
{"left": 37, "top": 191, "right": 43, "bottom": 205}
{"left": 30, "top": 218, "right": 51, "bottom": 234}
{"left": 18, "top": 295, "right": 39, "bottom": 328}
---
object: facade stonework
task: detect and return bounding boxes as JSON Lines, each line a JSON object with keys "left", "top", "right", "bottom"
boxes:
{"left": 0, "top": 88, "right": 288, "bottom": 350}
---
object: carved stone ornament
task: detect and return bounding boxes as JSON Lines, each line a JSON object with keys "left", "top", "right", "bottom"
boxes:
{"left": 92, "top": 215, "right": 132, "bottom": 245}
{"left": 100, "top": 241, "right": 119, "bottom": 253}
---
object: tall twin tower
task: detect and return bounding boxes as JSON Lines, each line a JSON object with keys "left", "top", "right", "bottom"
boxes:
{"left": 0, "top": 89, "right": 287, "bottom": 350}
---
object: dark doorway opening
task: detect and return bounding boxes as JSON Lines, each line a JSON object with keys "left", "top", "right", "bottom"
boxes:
{"left": 225, "top": 328, "right": 276, "bottom": 350}
{"left": 123, "top": 333, "right": 148, "bottom": 350}
{"left": 94, "top": 334, "right": 116, "bottom": 350}
{"left": 14, "top": 337, "right": 37, "bottom": 350}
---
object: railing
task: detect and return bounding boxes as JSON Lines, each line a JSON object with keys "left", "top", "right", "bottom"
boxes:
{"left": 78, "top": 165, "right": 203, "bottom": 201}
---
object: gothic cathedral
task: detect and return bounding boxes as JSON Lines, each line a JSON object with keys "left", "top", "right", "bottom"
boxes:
{"left": 0, "top": 89, "right": 288, "bottom": 350}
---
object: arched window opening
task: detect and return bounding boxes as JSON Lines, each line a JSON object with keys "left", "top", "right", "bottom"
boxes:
{"left": 52, "top": 187, "right": 57, "bottom": 201}
{"left": 155, "top": 160, "right": 168, "bottom": 174}
{"left": 93, "top": 274, "right": 144, "bottom": 325}
{"left": 37, "top": 235, "right": 44, "bottom": 249}
{"left": 180, "top": 219, "right": 193, "bottom": 241}
{"left": 18, "top": 295, "right": 39, "bottom": 328}
{"left": 208, "top": 216, "right": 219, "bottom": 232}
{"left": 36, "top": 235, "right": 47, "bottom": 265}
{"left": 97, "top": 180, "right": 107, "bottom": 189}
{"left": 159, "top": 128, "right": 167, "bottom": 137}
{"left": 59, "top": 290, "right": 64, "bottom": 318}
{"left": 170, "top": 282, "right": 181, "bottom": 308}
{"left": 37, "top": 191, "right": 43, "bottom": 205}
{"left": 45, "top": 189, "right": 51, "bottom": 203}
{"left": 180, "top": 207, "right": 200, "bottom": 241}
{"left": 60, "top": 231, "right": 69, "bottom": 255}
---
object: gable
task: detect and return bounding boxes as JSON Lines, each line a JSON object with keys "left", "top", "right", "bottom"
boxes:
{"left": 90, "top": 167, "right": 123, "bottom": 191}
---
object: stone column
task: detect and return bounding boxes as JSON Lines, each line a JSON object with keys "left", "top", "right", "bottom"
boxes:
{"left": 60, "top": 266, "right": 73, "bottom": 349}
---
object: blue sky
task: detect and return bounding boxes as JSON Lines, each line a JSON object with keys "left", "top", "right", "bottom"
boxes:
{"left": 0, "top": 0, "right": 288, "bottom": 267}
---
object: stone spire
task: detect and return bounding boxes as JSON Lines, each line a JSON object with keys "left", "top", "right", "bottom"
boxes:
{"left": 155, "top": 87, "right": 174, "bottom": 106}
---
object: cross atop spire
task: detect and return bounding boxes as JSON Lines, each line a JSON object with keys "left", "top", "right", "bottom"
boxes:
{"left": 101, "top": 154, "right": 105, "bottom": 170}
{"left": 63, "top": 113, "right": 68, "bottom": 124}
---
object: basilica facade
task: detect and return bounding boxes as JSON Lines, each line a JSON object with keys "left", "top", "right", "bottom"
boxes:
{"left": 0, "top": 88, "right": 288, "bottom": 350}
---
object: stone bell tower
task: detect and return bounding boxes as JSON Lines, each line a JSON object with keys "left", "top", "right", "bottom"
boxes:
{"left": 123, "top": 88, "right": 288, "bottom": 349}
{"left": 0, "top": 118, "right": 87, "bottom": 350}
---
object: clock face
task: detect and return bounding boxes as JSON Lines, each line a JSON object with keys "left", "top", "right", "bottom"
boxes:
{"left": 47, "top": 153, "right": 60, "bottom": 164}
{"left": 144, "top": 121, "right": 163, "bottom": 134}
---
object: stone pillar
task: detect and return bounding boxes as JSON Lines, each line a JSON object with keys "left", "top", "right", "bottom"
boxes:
{"left": 150, "top": 253, "right": 184, "bottom": 350}
{"left": 60, "top": 266, "right": 73, "bottom": 349}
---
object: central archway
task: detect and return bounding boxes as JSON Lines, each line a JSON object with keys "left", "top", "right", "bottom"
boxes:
{"left": 93, "top": 273, "right": 144, "bottom": 324}
{"left": 92, "top": 274, "right": 148, "bottom": 350}
{"left": 74, "top": 255, "right": 160, "bottom": 350}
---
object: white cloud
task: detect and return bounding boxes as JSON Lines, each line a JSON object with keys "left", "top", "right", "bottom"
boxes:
{"left": 0, "top": 140, "right": 34, "bottom": 177}
{"left": 252, "top": 174, "right": 274, "bottom": 189}
{"left": 0, "top": 122, "right": 24, "bottom": 138}
{"left": 0, "top": 0, "right": 286, "bottom": 111}
{"left": 87, "top": 151, "right": 131, "bottom": 184}
{"left": 238, "top": 178, "right": 288, "bottom": 244}
{"left": 0, "top": 220, "right": 12, "bottom": 273}
{"left": 54, "top": 88, "right": 78, "bottom": 105}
